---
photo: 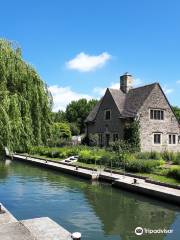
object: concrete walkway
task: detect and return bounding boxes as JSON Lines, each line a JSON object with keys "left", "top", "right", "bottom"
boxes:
{"left": 0, "top": 203, "right": 71, "bottom": 240}
{"left": 13, "top": 154, "right": 98, "bottom": 180}
{"left": 12, "top": 154, "right": 180, "bottom": 205}
{"left": 0, "top": 204, "right": 17, "bottom": 225}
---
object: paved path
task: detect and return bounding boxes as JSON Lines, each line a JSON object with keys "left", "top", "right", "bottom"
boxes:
{"left": 12, "top": 154, "right": 180, "bottom": 205}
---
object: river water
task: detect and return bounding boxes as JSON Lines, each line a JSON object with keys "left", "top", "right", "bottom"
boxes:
{"left": 0, "top": 160, "right": 179, "bottom": 240}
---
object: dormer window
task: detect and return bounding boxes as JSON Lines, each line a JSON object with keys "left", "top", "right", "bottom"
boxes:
{"left": 150, "top": 109, "right": 164, "bottom": 120}
{"left": 104, "top": 109, "right": 111, "bottom": 120}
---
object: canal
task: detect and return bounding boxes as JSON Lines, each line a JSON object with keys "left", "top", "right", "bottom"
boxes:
{"left": 0, "top": 160, "right": 179, "bottom": 240}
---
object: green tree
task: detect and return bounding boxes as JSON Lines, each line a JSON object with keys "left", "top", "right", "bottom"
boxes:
{"left": 49, "top": 122, "right": 71, "bottom": 146}
{"left": 172, "top": 106, "right": 180, "bottom": 122}
{"left": 52, "top": 110, "right": 67, "bottom": 123}
{"left": 69, "top": 122, "right": 80, "bottom": 136}
{"left": 0, "top": 39, "right": 52, "bottom": 152}
{"left": 65, "top": 98, "right": 98, "bottom": 133}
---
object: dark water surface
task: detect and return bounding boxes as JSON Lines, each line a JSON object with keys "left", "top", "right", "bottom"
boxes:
{"left": 0, "top": 160, "right": 179, "bottom": 240}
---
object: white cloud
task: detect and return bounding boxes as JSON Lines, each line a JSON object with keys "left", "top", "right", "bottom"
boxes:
{"left": 176, "top": 80, "right": 180, "bottom": 84}
{"left": 133, "top": 78, "right": 143, "bottom": 86}
{"left": 163, "top": 85, "right": 174, "bottom": 95}
{"left": 93, "top": 87, "right": 106, "bottom": 95}
{"left": 49, "top": 85, "right": 94, "bottom": 111}
{"left": 66, "top": 52, "right": 111, "bottom": 72}
{"left": 110, "top": 82, "right": 120, "bottom": 89}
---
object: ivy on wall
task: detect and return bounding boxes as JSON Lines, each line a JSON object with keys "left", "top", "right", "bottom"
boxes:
{"left": 124, "top": 120, "right": 140, "bottom": 152}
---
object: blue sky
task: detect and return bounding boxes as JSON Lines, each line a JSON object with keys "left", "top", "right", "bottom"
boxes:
{"left": 1, "top": 0, "right": 180, "bottom": 110}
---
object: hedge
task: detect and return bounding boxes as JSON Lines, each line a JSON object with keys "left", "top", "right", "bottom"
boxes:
{"left": 167, "top": 167, "right": 180, "bottom": 180}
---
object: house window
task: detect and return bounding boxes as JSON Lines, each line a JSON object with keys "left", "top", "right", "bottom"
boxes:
{"left": 154, "top": 133, "right": 161, "bottom": 144}
{"left": 169, "top": 134, "right": 176, "bottom": 145}
{"left": 105, "top": 133, "right": 110, "bottom": 146}
{"left": 150, "top": 109, "right": 164, "bottom": 120}
{"left": 104, "top": 109, "right": 111, "bottom": 120}
{"left": 98, "top": 133, "right": 103, "bottom": 146}
{"left": 113, "top": 133, "right": 118, "bottom": 142}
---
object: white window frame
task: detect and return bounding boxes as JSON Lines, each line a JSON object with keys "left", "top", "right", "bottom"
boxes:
{"left": 153, "top": 133, "right": 162, "bottom": 145}
{"left": 104, "top": 109, "right": 111, "bottom": 120}
{"left": 149, "top": 109, "right": 164, "bottom": 120}
{"left": 168, "top": 134, "right": 177, "bottom": 145}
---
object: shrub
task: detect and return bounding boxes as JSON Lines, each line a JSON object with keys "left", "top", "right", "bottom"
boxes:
{"left": 121, "top": 159, "right": 164, "bottom": 173}
{"left": 81, "top": 134, "right": 98, "bottom": 147}
{"left": 134, "top": 151, "right": 161, "bottom": 160}
{"left": 171, "top": 152, "right": 180, "bottom": 165}
{"left": 78, "top": 148, "right": 115, "bottom": 165}
{"left": 124, "top": 120, "right": 140, "bottom": 152}
{"left": 167, "top": 166, "right": 180, "bottom": 180}
{"left": 78, "top": 149, "right": 93, "bottom": 164}
{"left": 161, "top": 151, "right": 176, "bottom": 162}
{"left": 109, "top": 140, "right": 131, "bottom": 152}
{"left": 69, "top": 122, "right": 80, "bottom": 136}
{"left": 66, "top": 147, "right": 79, "bottom": 157}
{"left": 149, "top": 151, "right": 162, "bottom": 160}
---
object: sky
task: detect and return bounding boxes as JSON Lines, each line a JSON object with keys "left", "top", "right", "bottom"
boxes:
{"left": 0, "top": 0, "right": 180, "bottom": 111}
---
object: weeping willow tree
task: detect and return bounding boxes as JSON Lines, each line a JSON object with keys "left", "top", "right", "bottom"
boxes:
{"left": 0, "top": 39, "right": 52, "bottom": 153}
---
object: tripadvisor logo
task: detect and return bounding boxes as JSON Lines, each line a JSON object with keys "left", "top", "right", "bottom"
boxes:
{"left": 135, "top": 227, "right": 143, "bottom": 236}
{"left": 135, "top": 227, "right": 173, "bottom": 235}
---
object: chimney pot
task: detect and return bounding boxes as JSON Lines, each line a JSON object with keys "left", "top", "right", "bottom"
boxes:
{"left": 120, "top": 73, "right": 133, "bottom": 93}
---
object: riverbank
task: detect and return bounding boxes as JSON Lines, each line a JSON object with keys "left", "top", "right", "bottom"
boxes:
{"left": 10, "top": 154, "right": 180, "bottom": 206}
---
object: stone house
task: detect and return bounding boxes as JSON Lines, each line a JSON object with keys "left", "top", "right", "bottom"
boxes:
{"left": 85, "top": 73, "right": 180, "bottom": 152}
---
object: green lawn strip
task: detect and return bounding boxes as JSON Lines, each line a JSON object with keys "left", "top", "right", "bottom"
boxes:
{"left": 20, "top": 153, "right": 64, "bottom": 162}
{"left": 72, "top": 161, "right": 104, "bottom": 170}
{"left": 139, "top": 173, "right": 180, "bottom": 185}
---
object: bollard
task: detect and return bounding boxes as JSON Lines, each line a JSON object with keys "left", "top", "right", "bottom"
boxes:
{"left": 133, "top": 178, "right": 137, "bottom": 184}
{"left": 0, "top": 204, "right": 5, "bottom": 214}
{"left": 71, "top": 232, "right": 81, "bottom": 240}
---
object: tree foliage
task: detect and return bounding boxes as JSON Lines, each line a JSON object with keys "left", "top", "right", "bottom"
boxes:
{"left": 52, "top": 110, "right": 67, "bottom": 123}
{"left": 124, "top": 120, "right": 140, "bottom": 152}
{"left": 65, "top": 98, "right": 98, "bottom": 133}
{"left": 69, "top": 122, "right": 80, "bottom": 136}
{"left": 0, "top": 39, "right": 52, "bottom": 152}
{"left": 172, "top": 106, "right": 180, "bottom": 122}
{"left": 48, "top": 122, "right": 71, "bottom": 147}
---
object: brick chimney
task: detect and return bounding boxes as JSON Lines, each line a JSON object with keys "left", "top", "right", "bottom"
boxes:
{"left": 120, "top": 72, "right": 133, "bottom": 93}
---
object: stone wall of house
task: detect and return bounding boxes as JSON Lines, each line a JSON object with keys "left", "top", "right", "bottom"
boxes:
{"left": 87, "top": 89, "right": 124, "bottom": 145}
{"left": 139, "top": 84, "right": 180, "bottom": 152}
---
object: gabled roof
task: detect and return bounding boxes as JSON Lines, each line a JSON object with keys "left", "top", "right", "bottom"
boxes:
{"left": 120, "top": 83, "right": 156, "bottom": 117}
{"left": 85, "top": 83, "right": 157, "bottom": 123}
{"left": 85, "top": 98, "right": 103, "bottom": 122}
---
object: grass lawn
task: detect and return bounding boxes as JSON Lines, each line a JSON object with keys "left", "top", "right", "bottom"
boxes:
{"left": 139, "top": 173, "right": 180, "bottom": 185}
{"left": 20, "top": 153, "right": 64, "bottom": 162}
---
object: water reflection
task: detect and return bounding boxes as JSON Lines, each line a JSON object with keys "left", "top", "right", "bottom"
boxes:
{"left": 0, "top": 160, "right": 10, "bottom": 179}
{"left": 83, "top": 183, "right": 179, "bottom": 240}
{"left": 0, "top": 160, "right": 179, "bottom": 240}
